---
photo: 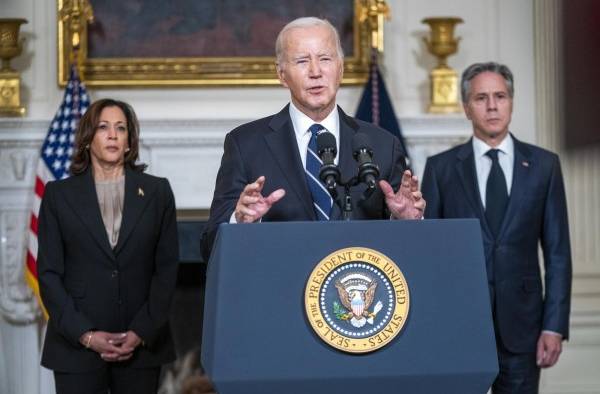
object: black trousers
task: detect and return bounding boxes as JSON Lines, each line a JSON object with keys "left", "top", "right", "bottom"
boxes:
{"left": 492, "top": 338, "right": 541, "bottom": 394}
{"left": 54, "top": 364, "right": 160, "bottom": 394}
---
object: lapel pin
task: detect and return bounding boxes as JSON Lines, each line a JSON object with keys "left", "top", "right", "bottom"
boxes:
{"left": 522, "top": 161, "right": 529, "bottom": 167}
{"left": 138, "top": 187, "right": 144, "bottom": 197}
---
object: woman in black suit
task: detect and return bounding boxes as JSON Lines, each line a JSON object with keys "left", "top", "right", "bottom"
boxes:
{"left": 38, "top": 98, "right": 179, "bottom": 393}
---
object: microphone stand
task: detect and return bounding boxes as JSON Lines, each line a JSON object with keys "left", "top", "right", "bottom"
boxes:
{"left": 333, "top": 176, "right": 359, "bottom": 221}
{"left": 319, "top": 139, "right": 379, "bottom": 221}
{"left": 330, "top": 174, "right": 380, "bottom": 221}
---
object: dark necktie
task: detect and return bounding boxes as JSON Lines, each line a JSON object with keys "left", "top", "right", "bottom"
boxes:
{"left": 485, "top": 149, "right": 508, "bottom": 238}
{"left": 305, "top": 124, "right": 332, "bottom": 220}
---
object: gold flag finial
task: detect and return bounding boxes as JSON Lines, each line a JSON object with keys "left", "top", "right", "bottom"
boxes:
{"left": 59, "top": 0, "right": 94, "bottom": 75}
{"left": 359, "top": 0, "right": 390, "bottom": 53}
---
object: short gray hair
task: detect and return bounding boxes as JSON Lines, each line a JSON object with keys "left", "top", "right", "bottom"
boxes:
{"left": 461, "top": 62, "right": 514, "bottom": 103}
{"left": 275, "top": 17, "right": 344, "bottom": 68}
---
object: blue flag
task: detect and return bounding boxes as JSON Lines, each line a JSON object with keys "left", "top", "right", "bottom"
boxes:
{"left": 355, "top": 56, "right": 409, "bottom": 164}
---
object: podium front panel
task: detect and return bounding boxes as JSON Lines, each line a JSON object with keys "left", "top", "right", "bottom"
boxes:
{"left": 202, "top": 219, "right": 497, "bottom": 394}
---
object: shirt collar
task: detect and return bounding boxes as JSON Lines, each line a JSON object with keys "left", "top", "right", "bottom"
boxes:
{"left": 472, "top": 133, "right": 514, "bottom": 159}
{"left": 289, "top": 101, "right": 339, "bottom": 137}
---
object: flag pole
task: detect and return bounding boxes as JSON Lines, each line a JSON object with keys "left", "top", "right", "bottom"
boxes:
{"left": 356, "top": 1, "right": 411, "bottom": 169}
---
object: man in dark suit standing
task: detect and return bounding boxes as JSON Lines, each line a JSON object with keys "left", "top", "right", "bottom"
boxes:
{"left": 421, "top": 62, "right": 572, "bottom": 393}
{"left": 201, "top": 17, "right": 425, "bottom": 260}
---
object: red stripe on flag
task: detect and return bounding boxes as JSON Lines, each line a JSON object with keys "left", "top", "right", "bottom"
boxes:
{"left": 35, "top": 177, "right": 45, "bottom": 197}
{"left": 26, "top": 251, "right": 38, "bottom": 277}
{"left": 30, "top": 214, "right": 38, "bottom": 234}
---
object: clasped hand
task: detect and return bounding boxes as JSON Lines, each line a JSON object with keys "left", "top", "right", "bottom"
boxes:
{"left": 80, "top": 330, "right": 142, "bottom": 362}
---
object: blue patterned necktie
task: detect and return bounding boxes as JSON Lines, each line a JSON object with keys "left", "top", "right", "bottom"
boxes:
{"left": 305, "top": 124, "right": 333, "bottom": 220}
{"left": 485, "top": 149, "right": 509, "bottom": 238}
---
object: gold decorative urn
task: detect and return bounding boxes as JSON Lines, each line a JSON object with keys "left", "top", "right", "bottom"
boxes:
{"left": 422, "top": 17, "right": 463, "bottom": 113}
{"left": 0, "top": 18, "right": 28, "bottom": 117}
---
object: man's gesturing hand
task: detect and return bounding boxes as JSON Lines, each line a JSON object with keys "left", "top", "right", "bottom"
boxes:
{"left": 234, "top": 176, "right": 285, "bottom": 223}
{"left": 379, "top": 170, "right": 426, "bottom": 220}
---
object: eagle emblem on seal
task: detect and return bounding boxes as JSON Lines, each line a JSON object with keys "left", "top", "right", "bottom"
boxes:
{"left": 333, "top": 272, "right": 383, "bottom": 328}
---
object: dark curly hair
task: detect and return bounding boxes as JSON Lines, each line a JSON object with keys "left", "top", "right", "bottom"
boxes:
{"left": 70, "top": 98, "right": 146, "bottom": 175}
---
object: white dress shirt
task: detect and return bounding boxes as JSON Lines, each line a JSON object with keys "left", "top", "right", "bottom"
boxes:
{"left": 472, "top": 134, "right": 514, "bottom": 208}
{"left": 289, "top": 101, "right": 340, "bottom": 167}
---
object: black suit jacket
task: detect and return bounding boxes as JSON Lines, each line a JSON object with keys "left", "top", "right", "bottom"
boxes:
{"left": 38, "top": 167, "right": 179, "bottom": 372}
{"left": 421, "top": 136, "right": 572, "bottom": 353}
{"left": 201, "top": 105, "right": 406, "bottom": 260}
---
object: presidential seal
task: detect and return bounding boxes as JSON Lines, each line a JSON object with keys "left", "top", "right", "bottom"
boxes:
{"left": 304, "top": 247, "right": 410, "bottom": 353}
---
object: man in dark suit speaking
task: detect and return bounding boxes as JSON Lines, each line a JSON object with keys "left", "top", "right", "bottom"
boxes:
{"left": 201, "top": 17, "right": 425, "bottom": 260}
{"left": 421, "top": 62, "right": 572, "bottom": 394}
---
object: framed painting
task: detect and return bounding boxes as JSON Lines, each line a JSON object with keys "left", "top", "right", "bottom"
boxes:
{"left": 58, "top": 0, "right": 379, "bottom": 87}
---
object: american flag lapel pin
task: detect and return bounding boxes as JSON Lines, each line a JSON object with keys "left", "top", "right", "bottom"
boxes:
{"left": 138, "top": 187, "right": 144, "bottom": 197}
{"left": 522, "top": 161, "right": 529, "bottom": 167}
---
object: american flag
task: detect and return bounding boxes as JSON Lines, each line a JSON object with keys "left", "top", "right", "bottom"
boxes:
{"left": 24, "top": 66, "right": 90, "bottom": 318}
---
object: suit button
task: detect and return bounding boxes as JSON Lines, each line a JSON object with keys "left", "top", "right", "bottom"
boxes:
{"left": 111, "top": 270, "right": 119, "bottom": 278}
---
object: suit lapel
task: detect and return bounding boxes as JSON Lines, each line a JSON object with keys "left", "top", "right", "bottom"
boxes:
{"left": 330, "top": 107, "right": 359, "bottom": 220}
{"left": 265, "top": 105, "right": 315, "bottom": 219}
{"left": 496, "top": 136, "right": 532, "bottom": 240}
{"left": 63, "top": 169, "right": 115, "bottom": 261}
{"left": 455, "top": 140, "right": 492, "bottom": 236}
{"left": 114, "top": 168, "right": 155, "bottom": 255}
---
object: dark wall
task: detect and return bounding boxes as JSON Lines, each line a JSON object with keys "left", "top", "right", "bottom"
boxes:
{"left": 171, "top": 220, "right": 208, "bottom": 356}
{"left": 563, "top": 0, "right": 600, "bottom": 148}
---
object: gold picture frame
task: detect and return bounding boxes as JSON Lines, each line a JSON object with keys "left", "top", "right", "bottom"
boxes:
{"left": 58, "top": 0, "right": 383, "bottom": 87}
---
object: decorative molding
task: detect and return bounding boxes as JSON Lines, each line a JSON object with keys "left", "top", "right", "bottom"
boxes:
{"left": 1, "top": 116, "right": 472, "bottom": 138}
{"left": 0, "top": 210, "right": 39, "bottom": 323}
{"left": 0, "top": 148, "right": 37, "bottom": 189}
{"left": 1, "top": 116, "right": 472, "bottom": 187}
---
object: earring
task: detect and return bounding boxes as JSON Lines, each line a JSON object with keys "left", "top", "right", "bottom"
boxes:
{"left": 85, "top": 144, "right": 90, "bottom": 150}
{"left": 125, "top": 148, "right": 131, "bottom": 153}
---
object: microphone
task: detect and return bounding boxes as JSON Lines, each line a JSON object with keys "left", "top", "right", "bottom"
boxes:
{"left": 352, "top": 133, "right": 380, "bottom": 190}
{"left": 316, "top": 131, "right": 340, "bottom": 195}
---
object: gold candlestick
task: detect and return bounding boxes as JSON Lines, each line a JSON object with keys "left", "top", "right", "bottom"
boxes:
{"left": 422, "top": 17, "right": 463, "bottom": 114}
{"left": 0, "top": 18, "right": 28, "bottom": 117}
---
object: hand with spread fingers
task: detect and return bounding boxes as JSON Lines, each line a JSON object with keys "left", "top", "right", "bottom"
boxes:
{"left": 234, "top": 176, "right": 286, "bottom": 223}
{"left": 379, "top": 170, "right": 425, "bottom": 220}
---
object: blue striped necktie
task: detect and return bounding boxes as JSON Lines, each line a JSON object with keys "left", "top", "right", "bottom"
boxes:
{"left": 305, "top": 124, "right": 333, "bottom": 220}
